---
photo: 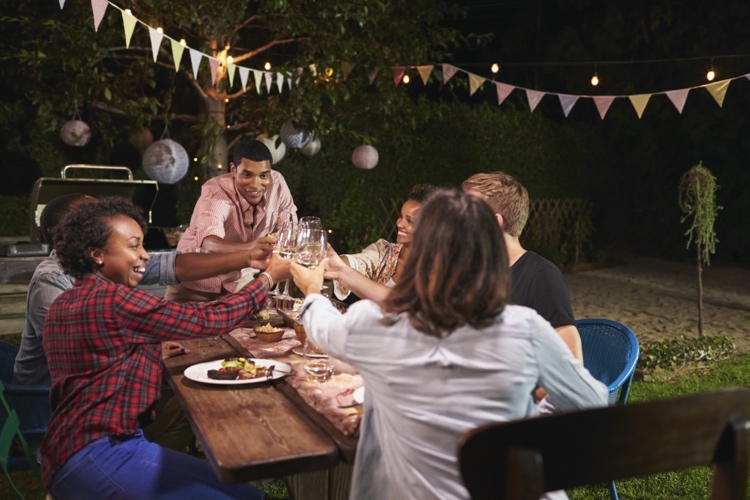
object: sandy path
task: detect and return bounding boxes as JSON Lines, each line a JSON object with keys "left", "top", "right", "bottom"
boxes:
{"left": 565, "top": 257, "right": 750, "bottom": 353}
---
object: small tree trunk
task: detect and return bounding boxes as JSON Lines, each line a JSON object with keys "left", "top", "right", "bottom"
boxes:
{"left": 696, "top": 242, "right": 704, "bottom": 337}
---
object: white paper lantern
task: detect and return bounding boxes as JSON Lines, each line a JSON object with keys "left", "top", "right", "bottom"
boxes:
{"left": 142, "top": 139, "right": 189, "bottom": 184}
{"left": 352, "top": 145, "right": 379, "bottom": 170}
{"left": 60, "top": 120, "right": 91, "bottom": 147}
{"left": 257, "top": 134, "right": 287, "bottom": 164}
{"left": 300, "top": 137, "right": 321, "bottom": 156}
{"left": 280, "top": 120, "right": 311, "bottom": 149}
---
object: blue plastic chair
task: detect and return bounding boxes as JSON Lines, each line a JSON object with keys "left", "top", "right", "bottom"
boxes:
{"left": 577, "top": 318, "right": 640, "bottom": 500}
{"left": 0, "top": 341, "right": 51, "bottom": 472}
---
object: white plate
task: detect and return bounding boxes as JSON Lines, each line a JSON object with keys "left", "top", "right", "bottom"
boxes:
{"left": 183, "top": 359, "right": 291, "bottom": 385}
{"left": 291, "top": 347, "right": 328, "bottom": 358}
{"left": 353, "top": 386, "right": 365, "bottom": 405}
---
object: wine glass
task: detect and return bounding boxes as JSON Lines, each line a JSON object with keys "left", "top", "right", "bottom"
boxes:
{"left": 303, "top": 340, "right": 334, "bottom": 383}
{"left": 299, "top": 216, "right": 323, "bottom": 230}
{"left": 268, "top": 211, "right": 293, "bottom": 237}
{"left": 274, "top": 223, "right": 298, "bottom": 297}
{"left": 294, "top": 228, "right": 327, "bottom": 269}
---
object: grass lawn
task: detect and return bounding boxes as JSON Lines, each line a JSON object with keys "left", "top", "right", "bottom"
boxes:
{"left": 4, "top": 354, "right": 750, "bottom": 499}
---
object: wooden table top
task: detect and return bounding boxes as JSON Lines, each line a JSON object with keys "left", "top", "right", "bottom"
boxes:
{"left": 162, "top": 334, "right": 341, "bottom": 483}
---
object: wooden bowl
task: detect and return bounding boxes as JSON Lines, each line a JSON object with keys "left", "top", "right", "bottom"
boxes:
{"left": 253, "top": 325, "right": 285, "bottom": 343}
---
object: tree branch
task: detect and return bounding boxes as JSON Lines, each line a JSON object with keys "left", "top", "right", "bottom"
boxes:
{"left": 231, "top": 38, "right": 298, "bottom": 63}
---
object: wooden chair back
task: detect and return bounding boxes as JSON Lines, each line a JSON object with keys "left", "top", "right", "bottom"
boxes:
{"left": 458, "top": 388, "right": 750, "bottom": 499}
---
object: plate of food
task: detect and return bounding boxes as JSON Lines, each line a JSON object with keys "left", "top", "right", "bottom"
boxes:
{"left": 183, "top": 358, "right": 291, "bottom": 385}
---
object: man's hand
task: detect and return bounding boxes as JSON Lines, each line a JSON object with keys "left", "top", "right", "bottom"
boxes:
{"left": 263, "top": 253, "right": 293, "bottom": 284}
{"left": 162, "top": 341, "right": 188, "bottom": 360}
{"left": 323, "top": 244, "right": 349, "bottom": 281}
{"left": 291, "top": 259, "right": 327, "bottom": 296}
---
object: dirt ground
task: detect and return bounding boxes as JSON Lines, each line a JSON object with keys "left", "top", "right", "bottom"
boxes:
{"left": 565, "top": 257, "right": 750, "bottom": 354}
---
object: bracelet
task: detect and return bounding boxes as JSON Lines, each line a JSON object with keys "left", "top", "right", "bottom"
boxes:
{"left": 259, "top": 272, "right": 274, "bottom": 290}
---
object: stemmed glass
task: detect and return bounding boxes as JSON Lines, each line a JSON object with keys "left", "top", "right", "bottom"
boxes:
{"left": 299, "top": 216, "right": 323, "bottom": 231}
{"left": 294, "top": 228, "right": 327, "bottom": 269}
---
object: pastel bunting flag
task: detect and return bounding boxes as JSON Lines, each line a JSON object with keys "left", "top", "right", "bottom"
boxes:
{"left": 208, "top": 57, "right": 219, "bottom": 85}
{"left": 169, "top": 39, "right": 184, "bottom": 72}
{"left": 238, "top": 67, "right": 249, "bottom": 90}
{"left": 392, "top": 67, "right": 406, "bottom": 85}
{"left": 628, "top": 94, "right": 651, "bottom": 118}
{"left": 468, "top": 74, "right": 486, "bottom": 96}
{"left": 121, "top": 9, "right": 137, "bottom": 48}
{"left": 368, "top": 67, "right": 380, "bottom": 85}
{"left": 526, "top": 89, "right": 545, "bottom": 112}
{"left": 416, "top": 65, "right": 434, "bottom": 85}
{"left": 59, "top": 0, "right": 65, "bottom": 8}
{"left": 341, "top": 62, "right": 355, "bottom": 80}
{"left": 705, "top": 80, "right": 730, "bottom": 107}
{"left": 495, "top": 82, "right": 514, "bottom": 105}
{"left": 286, "top": 76, "right": 292, "bottom": 89}
{"left": 189, "top": 48, "right": 202, "bottom": 78}
{"left": 227, "top": 63, "right": 236, "bottom": 87}
{"left": 593, "top": 96, "right": 615, "bottom": 120}
{"left": 264, "top": 71, "right": 273, "bottom": 93}
{"left": 558, "top": 94, "right": 579, "bottom": 117}
{"left": 442, "top": 64, "right": 458, "bottom": 84}
{"left": 276, "top": 72, "right": 284, "bottom": 93}
{"left": 296, "top": 67, "right": 304, "bottom": 86}
{"left": 91, "top": 0, "right": 108, "bottom": 32}
{"left": 666, "top": 89, "right": 689, "bottom": 114}
{"left": 252, "top": 69, "right": 262, "bottom": 94}
{"left": 148, "top": 27, "right": 163, "bottom": 62}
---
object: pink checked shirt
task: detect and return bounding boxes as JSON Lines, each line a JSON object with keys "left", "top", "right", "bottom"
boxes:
{"left": 176, "top": 171, "right": 297, "bottom": 293}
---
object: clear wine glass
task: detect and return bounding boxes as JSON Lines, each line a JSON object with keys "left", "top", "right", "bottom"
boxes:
{"left": 294, "top": 228, "right": 327, "bottom": 269}
{"left": 299, "top": 216, "right": 323, "bottom": 230}
{"left": 275, "top": 223, "right": 298, "bottom": 297}
{"left": 303, "top": 340, "right": 334, "bottom": 383}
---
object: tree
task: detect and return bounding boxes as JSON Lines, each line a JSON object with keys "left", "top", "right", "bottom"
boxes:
{"left": 2, "top": 0, "right": 470, "bottom": 182}
{"left": 678, "top": 162, "right": 721, "bottom": 336}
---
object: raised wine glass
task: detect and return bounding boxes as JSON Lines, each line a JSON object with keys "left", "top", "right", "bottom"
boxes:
{"left": 294, "top": 228, "right": 327, "bottom": 269}
{"left": 298, "top": 216, "right": 323, "bottom": 231}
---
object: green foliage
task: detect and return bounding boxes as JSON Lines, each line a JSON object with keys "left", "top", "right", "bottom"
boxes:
{"left": 637, "top": 334, "right": 736, "bottom": 374}
{"left": 0, "top": 196, "right": 30, "bottom": 236}
{"left": 678, "top": 162, "right": 722, "bottom": 264}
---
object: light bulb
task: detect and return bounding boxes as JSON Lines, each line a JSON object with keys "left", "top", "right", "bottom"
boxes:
{"left": 227, "top": 56, "right": 233, "bottom": 64}
{"left": 125, "top": 9, "right": 132, "bottom": 16}
{"left": 157, "top": 27, "right": 163, "bottom": 34}
{"left": 491, "top": 63, "right": 500, "bottom": 74}
{"left": 591, "top": 74, "right": 599, "bottom": 86}
{"left": 217, "top": 164, "right": 223, "bottom": 169}
{"left": 264, "top": 62, "right": 271, "bottom": 70}
{"left": 224, "top": 98, "right": 229, "bottom": 103}
{"left": 180, "top": 39, "right": 186, "bottom": 46}
{"left": 403, "top": 74, "right": 410, "bottom": 84}
{"left": 194, "top": 176, "right": 199, "bottom": 181}
{"left": 707, "top": 69, "right": 716, "bottom": 81}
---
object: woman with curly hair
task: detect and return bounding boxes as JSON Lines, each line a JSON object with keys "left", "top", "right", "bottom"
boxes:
{"left": 291, "top": 189, "right": 607, "bottom": 499}
{"left": 41, "top": 197, "right": 290, "bottom": 499}
{"left": 328, "top": 183, "right": 437, "bottom": 303}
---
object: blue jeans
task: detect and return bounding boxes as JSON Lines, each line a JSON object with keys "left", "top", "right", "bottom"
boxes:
{"left": 49, "top": 430, "right": 263, "bottom": 500}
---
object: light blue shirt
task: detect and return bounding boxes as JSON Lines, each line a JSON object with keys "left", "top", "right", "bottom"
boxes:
{"left": 12, "top": 251, "right": 178, "bottom": 386}
{"left": 301, "top": 294, "right": 608, "bottom": 500}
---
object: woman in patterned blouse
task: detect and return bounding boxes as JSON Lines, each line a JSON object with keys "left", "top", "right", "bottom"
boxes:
{"left": 41, "top": 197, "right": 289, "bottom": 499}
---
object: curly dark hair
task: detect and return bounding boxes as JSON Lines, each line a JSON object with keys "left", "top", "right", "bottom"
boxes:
{"left": 39, "top": 193, "right": 91, "bottom": 246}
{"left": 54, "top": 197, "right": 148, "bottom": 279}
{"left": 232, "top": 139, "right": 273, "bottom": 167}
{"left": 382, "top": 188, "right": 510, "bottom": 337}
{"left": 407, "top": 184, "right": 438, "bottom": 204}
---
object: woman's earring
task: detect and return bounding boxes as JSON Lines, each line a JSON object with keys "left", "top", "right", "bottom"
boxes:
{"left": 96, "top": 261, "right": 103, "bottom": 266}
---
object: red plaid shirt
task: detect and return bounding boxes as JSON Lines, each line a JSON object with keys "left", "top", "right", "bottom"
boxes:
{"left": 40, "top": 273, "right": 267, "bottom": 486}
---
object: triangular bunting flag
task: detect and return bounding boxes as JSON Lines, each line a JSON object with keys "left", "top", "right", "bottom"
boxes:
{"left": 252, "top": 69, "right": 263, "bottom": 94}
{"left": 341, "top": 62, "right": 355, "bottom": 80}
{"left": 276, "top": 72, "right": 284, "bottom": 93}
{"left": 264, "top": 71, "right": 273, "bottom": 93}
{"left": 628, "top": 94, "right": 651, "bottom": 118}
{"left": 227, "top": 63, "right": 236, "bottom": 87}
{"left": 238, "top": 67, "right": 249, "bottom": 90}
{"left": 286, "top": 76, "right": 292, "bottom": 89}
{"left": 468, "top": 74, "right": 486, "bottom": 96}
{"left": 208, "top": 58, "right": 219, "bottom": 85}
{"left": 443, "top": 64, "right": 458, "bottom": 84}
{"left": 91, "top": 0, "right": 108, "bottom": 32}
{"left": 189, "top": 48, "right": 202, "bottom": 78}
{"left": 148, "top": 27, "right": 163, "bottom": 62}
{"left": 416, "top": 65, "right": 434, "bottom": 85}
{"left": 169, "top": 39, "right": 184, "bottom": 72}
{"left": 525, "top": 89, "right": 545, "bottom": 112}
{"left": 59, "top": 0, "right": 65, "bottom": 8}
{"left": 295, "top": 67, "right": 303, "bottom": 86}
{"left": 558, "top": 94, "right": 579, "bottom": 117}
{"left": 665, "top": 89, "right": 689, "bottom": 114}
{"left": 392, "top": 67, "right": 406, "bottom": 85}
{"left": 368, "top": 67, "right": 379, "bottom": 85}
{"left": 121, "top": 10, "right": 137, "bottom": 48}
{"left": 593, "top": 96, "right": 615, "bottom": 120}
{"left": 705, "top": 80, "right": 730, "bottom": 107}
{"left": 495, "top": 82, "right": 514, "bottom": 105}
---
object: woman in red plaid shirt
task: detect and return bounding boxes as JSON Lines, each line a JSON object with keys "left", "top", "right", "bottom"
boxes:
{"left": 41, "top": 197, "right": 289, "bottom": 499}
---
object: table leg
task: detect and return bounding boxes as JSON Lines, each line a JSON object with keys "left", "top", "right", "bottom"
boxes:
{"left": 284, "top": 462, "right": 353, "bottom": 500}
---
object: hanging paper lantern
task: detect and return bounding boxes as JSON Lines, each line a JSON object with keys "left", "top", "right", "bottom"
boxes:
{"left": 300, "top": 137, "right": 321, "bottom": 156}
{"left": 257, "top": 134, "right": 287, "bottom": 164}
{"left": 129, "top": 128, "right": 154, "bottom": 152}
{"left": 60, "top": 120, "right": 91, "bottom": 147}
{"left": 279, "top": 120, "right": 311, "bottom": 149}
{"left": 352, "top": 145, "right": 379, "bottom": 170}
{"left": 142, "top": 139, "right": 189, "bottom": 184}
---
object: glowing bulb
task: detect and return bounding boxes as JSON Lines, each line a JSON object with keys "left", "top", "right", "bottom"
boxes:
{"left": 327, "top": 229, "right": 332, "bottom": 234}
{"left": 157, "top": 27, "right": 163, "bottom": 34}
{"left": 125, "top": 9, "right": 132, "bottom": 16}
{"left": 491, "top": 63, "right": 500, "bottom": 74}
{"left": 402, "top": 74, "right": 410, "bottom": 84}
{"left": 226, "top": 125, "right": 230, "bottom": 129}
{"left": 224, "top": 98, "right": 229, "bottom": 103}
{"left": 217, "top": 164, "right": 223, "bottom": 169}
{"left": 227, "top": 56, "right": 233, "bottom": 64}
{"left": 591, "top": 74, "right": 599, "bottom": 86}
{"left": 707, "top": 69, "right": 715, "bottom": 81}
{"left": 180, "top": 39, "right": 186, "bottom": 46}
{"left": 194, "top": 176, "right": 199, "bottom": 181}
{"left": 264, "top": 62, "right": 271, "bottom": 70}
{"left": 193, "top": 157, "right": 198, "bottom": 162}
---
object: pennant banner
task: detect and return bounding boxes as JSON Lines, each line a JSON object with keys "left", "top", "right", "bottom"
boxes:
{"left": 593, "top": 96, "right": 615, "bottom": 120}
{"left": 341, "top": 62, "right": 355, "bottom": 80}
{"left": 368, "top": 67, "right": 380, "bottom": 85}
{"left": 238, "top": 66, "right": 249, "bottom": 90}
{"left": 496, "top": 82, "right": 515, "bottom": 105}
{"left": 392, "top": 67, "right": 406, "bottom": 86}
{"left": 629, "top": 94, "right": 651, "bottom": 119}
{"left": 442, "top": 64, "right": 458, "bottom": 84}
{"left": 666, "top": 89, "right": 689, "bottom": 114}
{"left": 705, "top": 80, "right": 730, "bottom": 107}
{"left": 276, "top": 72, "right": 284, "bottom": 93}
{"left": 189, "top": 48, "right": 202, "bottom": 78}
{"left": 558, "top": 94, "right": 579, "bottom": 117}
{"left": 227, "top": 62, "right": 236, "bottom": 87}
{"left": 264, "top": 71, "right": 273, "bottom": 93}
{"left": 526, "top": 89, "right": 545, "bottom": 112}
{"left": 148, "top": 27, "right": 162, "bottom": 62}
{"left": 91, "top": 0, "right": 108, "bottom": 32}
{"left": 121, "top": 10, "right": 137, "bottom": 48}
{"left": 253, "top": 69, "right": 262, "bottom": 94}
{"left": 468, "top": 74, "right": 486, "bottom": 96}
{"left": 169, "top": 39, "right": 184, "bottom": 72}
{"left": 416, "top": 65, "right": 434, "bottom": 85}
{"left": 208, "top": 58, "right": 219, "bottom": 85}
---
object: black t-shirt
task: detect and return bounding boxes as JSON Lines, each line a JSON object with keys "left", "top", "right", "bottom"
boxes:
{"left": 509, "top": 251, "right": 576, "bottom": 328}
